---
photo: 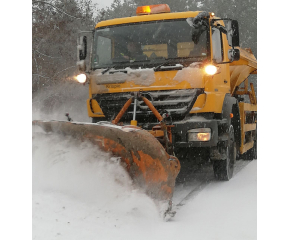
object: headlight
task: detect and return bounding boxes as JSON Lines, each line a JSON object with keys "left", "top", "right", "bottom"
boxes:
{"left": 188, "top": 128, "right": 211, "bottom": 142}
{"left": 76, "top": 73, "right": 87, "bottom": 83}
{"left": 204, "top": 65, "right": 218, "bottom": 75}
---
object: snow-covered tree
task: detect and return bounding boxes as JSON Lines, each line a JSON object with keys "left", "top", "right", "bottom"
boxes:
{"left": 32, "top": 0, "right": 96, "bottom": 93}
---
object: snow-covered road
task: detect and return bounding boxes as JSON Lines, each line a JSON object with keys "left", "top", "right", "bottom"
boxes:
{"left": 33, "top": 133, "right": 256, "bottom": 240}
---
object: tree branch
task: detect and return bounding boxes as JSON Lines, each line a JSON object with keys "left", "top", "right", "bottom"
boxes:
{"left": 34, "top": 49, "right": 61, "bottom": 59}
{"left": 32, "top": 0, "right": 83, "bottom": 20}
{"left": 53, "top": 66, "right": 76, "bottom": 77}
{"left": 32, "top": 74, "right": 51, "bottom": 79}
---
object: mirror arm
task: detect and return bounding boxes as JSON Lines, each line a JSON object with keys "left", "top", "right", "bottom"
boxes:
{"left": 210, "top": 18, "right": 233, "bottom": 25}
{"left": 212, "top": 24, "right": 227, "bottom": 34}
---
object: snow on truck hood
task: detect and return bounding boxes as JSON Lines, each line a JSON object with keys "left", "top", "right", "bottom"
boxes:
{"left": 90, "top": 64, "right": 204, "bottom": 89}
{"left": 173, "top": 63, "right": 203, "bottom": 88}
{"left": 91, "top": 67, "right": 156, "bottom": 86}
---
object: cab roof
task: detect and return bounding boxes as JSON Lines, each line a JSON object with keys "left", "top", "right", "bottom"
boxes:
{"left": 95, "top": 11, "right": 202, "bottom": 28}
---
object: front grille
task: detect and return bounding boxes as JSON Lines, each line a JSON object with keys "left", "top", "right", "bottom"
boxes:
{"left": 94, "top": 89, "right": 202, "bottom": 123}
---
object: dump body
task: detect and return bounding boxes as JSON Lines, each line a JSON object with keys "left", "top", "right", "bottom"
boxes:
{"left": 230, "top": 47, "right": 257, "bottom": 95}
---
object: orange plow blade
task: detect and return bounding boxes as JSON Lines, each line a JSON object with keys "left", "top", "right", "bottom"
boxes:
{"left": 33, "top": 120, "right": 180, "bottom": 202}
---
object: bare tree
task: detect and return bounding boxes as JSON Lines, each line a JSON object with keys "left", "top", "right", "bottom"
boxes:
{"left": 32, "top": 0, "right": 97, "bottom": 94}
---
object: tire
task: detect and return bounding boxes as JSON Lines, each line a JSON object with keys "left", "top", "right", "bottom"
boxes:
{"left": 236, "top": 142, "right": 241, "bottom": 160}
{"left": 213, "top": 125, "right": 236, "bottom": 181}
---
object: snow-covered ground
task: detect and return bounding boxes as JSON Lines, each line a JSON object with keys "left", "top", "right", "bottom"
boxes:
{"left": 33, "top": 132, "right": 256, "bottom": 240}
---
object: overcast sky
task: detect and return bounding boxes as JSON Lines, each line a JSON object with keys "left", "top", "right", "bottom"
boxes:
{"left": 92, "top": 0, "right": 115, "bottom": 9}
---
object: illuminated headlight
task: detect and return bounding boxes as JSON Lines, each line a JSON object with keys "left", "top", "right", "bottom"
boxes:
{"left": 204, "top": 65, "right": 218, "bottom": 75}
{"left": 76, "top": 73, "right": 87, "bottom": 83}
{"left": 187, "top": 128, "right": 211, "bottom": 142}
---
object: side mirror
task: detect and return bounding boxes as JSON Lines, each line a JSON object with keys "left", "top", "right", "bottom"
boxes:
{"left": 77, "top": 36, "right": 87, "bottom": 71}
{"left": 226, "top": 20, "right": 239, "bottom": 47}
{"left": 228, "top": 48, "right": 240, "bottom": 62}
{"left": 78, "top": 36, "right": 87, "bottom": 60}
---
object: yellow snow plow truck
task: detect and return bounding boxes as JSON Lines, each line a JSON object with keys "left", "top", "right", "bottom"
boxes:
{"left": 33, "top": 4, "right": 257, "bottom": 207}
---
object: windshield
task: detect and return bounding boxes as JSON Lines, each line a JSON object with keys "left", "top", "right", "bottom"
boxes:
{"left": 92, "top": 19, "right": 208, "bottom": 70}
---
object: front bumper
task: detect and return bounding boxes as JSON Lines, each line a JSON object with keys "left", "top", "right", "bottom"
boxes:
{"left": 172, "top": 119, "right": 222, "bottom": 148}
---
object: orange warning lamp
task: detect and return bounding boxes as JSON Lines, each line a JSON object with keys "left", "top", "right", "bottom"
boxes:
{"left": 136, "top": 4, "right": 171, "bottom": 15}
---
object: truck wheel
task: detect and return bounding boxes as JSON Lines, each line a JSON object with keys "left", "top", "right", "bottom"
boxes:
{"left": 236, "top": 142, "right": 241, "bottom": 160}
{"left": 213, "top": 125, "right": 236, "bottom": 181}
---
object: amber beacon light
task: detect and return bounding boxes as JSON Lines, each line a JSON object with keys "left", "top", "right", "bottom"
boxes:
{"left": 136, "top": 4, "right": 171, "bottom": 15}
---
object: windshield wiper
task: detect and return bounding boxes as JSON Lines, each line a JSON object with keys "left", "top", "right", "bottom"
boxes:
{"left": 153, "top": 59, "right": 176, "bottom": 71}
{"left": 153, "top": 58, "right": 186, "bottom": 71}
{"left": 153, "top": 56, "right": 206, "bottom": 71}
{"left": 166, "top": 56, "right": 204, "bottom": 60}
{"left": 129, "top": 59, "right": 151, "bottom": 63}
{"left": 101, "top": 65, "right": 116, "bottom": 74}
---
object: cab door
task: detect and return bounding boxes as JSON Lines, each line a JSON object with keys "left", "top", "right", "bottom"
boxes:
{"left": 210, "top": 22, "right": 231, "bottom": 94}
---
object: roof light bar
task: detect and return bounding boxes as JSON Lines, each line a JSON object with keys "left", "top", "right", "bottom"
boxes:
{"left": 136, "top": 4, "right": 171, "bottom": 15}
